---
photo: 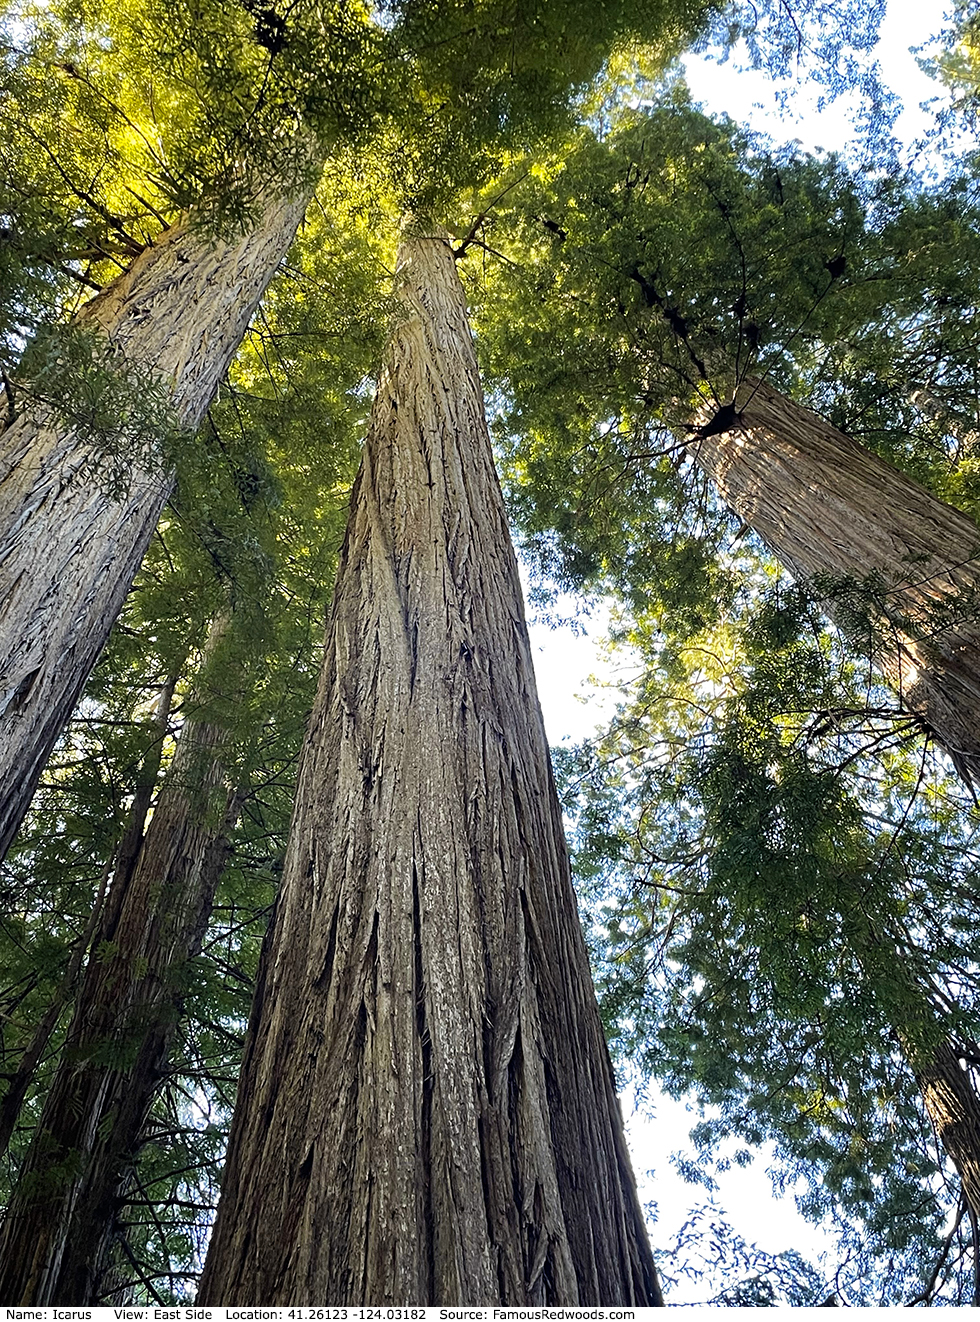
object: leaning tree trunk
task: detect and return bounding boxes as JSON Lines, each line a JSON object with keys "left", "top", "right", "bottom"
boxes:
{"left": 886, "top": 1004, "right": 980, "bottom": 1302}
{"left": 0, "top": 189, "right": 307, "bottom": 861}
{"left": 197, "top": 228, "right": 661, "bottom": 1307}
{"left": 912, "top": 1040, "right": 980, "bottom": 1238}
{"left": 691, "top": 377, "right": 980, "bottom": 785}
{"left": 0, "top": 628, "right": 242, "bottom": 1305}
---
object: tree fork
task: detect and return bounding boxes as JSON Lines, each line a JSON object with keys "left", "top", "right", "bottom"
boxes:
{"left": 691, "top": 377, "right": 980, "bottom": 786}
{"left": 197, "top": 228, "right": 662, "bottom": 1306}
{"left": 0, "top": 189, "right": 307, "bottom": 861}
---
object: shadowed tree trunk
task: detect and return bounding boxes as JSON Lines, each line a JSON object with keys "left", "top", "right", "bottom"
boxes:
{"left": 914, "top": 1040, "right": 980, "bottom": 1239}
{"left": 0, "top": 672, "right": 177, "bottom": 1161}
{"left": 0, "top": 190, "right": 307, "bottom": 861}
{"left": 197, "top": 228, "right": 661, "bottom": 1307}
{"left": 0, "top": 622, "right": 242, "bottom": 1304}
{"left": 691, "top": 377, "right": 980, "bottom": 785}
{"left": 919, "top": 1047, "right": 980, "bottom": 1303}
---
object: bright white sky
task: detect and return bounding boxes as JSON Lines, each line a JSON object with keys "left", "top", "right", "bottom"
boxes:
{"left": 523, "top": 0, "right": 960, "bottom": 1304}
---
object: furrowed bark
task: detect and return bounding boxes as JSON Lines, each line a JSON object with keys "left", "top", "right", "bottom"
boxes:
{"left": 0, "top": 626, "right": 242, "bottom": 1305}
{"left": 198, "top": 230, "right": 661, "bottom": 1307}
{"left": 0, "top": 190, "right": 307, "bottom": 860}
{"left": 691, "top": 377, "right": 980, "bottom": 785}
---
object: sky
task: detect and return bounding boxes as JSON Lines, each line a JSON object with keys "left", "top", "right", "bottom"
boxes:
{"left": 684, "top": 0, "right": 953, "bottom": 158}
{"left": 522, "top": 0, "right": 960, "bottom": 1305}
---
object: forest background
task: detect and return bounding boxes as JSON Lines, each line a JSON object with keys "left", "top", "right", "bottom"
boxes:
{"left": 549, "top": 0, "right": 967, "bottom": 1303}
{"left": 2, "top": 0, "right": 980, "bottom": 1307}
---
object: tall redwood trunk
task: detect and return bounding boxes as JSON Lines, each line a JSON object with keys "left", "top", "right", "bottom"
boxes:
{"left": 0, "top": 190, "right": 307, "bottom": 860}
{"left": 691, "top": 377, "right": 980, "bottom": 785}
{"left": 689, "top": 381, "right": 980, "bottom": 1259}
{"left": 0, "top": 631, "right": 241, "bottom": 1304}
{"left": 855, "top": 923, "right": 980, "bottom": 1281}
{"left": 0, "top": 672, "right": 176, "bottom": 1160}
{"left": 197, "top": 229, "right": 661, "bottom": 1306}
{"left": 913, "top": 1040, "right": 980, "bottom": 1238}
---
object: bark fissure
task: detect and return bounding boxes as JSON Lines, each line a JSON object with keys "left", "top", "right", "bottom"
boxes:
{"left": 414, "top": 848, "right": 438, "bottom": 1300}
{"left": 198, "top": 230, "right": 661, "bottom": 1305}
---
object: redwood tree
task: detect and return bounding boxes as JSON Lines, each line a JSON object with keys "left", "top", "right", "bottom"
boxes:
{"left": 198, "top": 227, "right": 661, "bottom": 1306}
{"left": 0, "top": 615, "right": 242, "bottom": 1304}
{"left": 478, "top": 102, "right": 980, "bottom": 788}
{"left": 0, "top": 191, "right": 308, "bottom": 860}
{"left": 691, "top": 377, "right": 980, "bottom": 786}
{"left": 0, "top": 0, "right": 713, "bottom": 865}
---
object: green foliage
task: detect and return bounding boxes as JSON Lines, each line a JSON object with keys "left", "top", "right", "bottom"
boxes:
{"left": 476, "top": 93, "right": 980, "bottom": 624}
{"left": 928, "top": 0, "right": 980, "bottom": 151}
{"left": 559, "top": 572, "right": 980, "bottom": 1303}
{"left": 138, "top": 0, "right": 383, "bottom": 218}
{"left": 3, "top": 0, "right": 979, "bottom": 1304}
{"left": 2, "top": 0, "right": 384, "bottom": 233}
{"left": 17, "top": 324, "right": 184, "bottom": 493}
{"left": 378, "top": 0, "right": 717, "bottom": 212}
{"left": 698, "top": 0, "right": 885, "bottom": 83}
{"left": 697, "top": 0, "right": 899, "bottom": 162}
{"left": 474, "top": 97, "right": 861, "bottom": 609}
{"left": 463, "top": 101, "right": 980, "bottom": 1301}
{"left": 0, "top": 0, "right": 718, "bottom": 328}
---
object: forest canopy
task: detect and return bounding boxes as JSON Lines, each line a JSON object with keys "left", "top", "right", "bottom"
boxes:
{"left": 2, "top": 0, "right": 980, "bottom": 1307}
